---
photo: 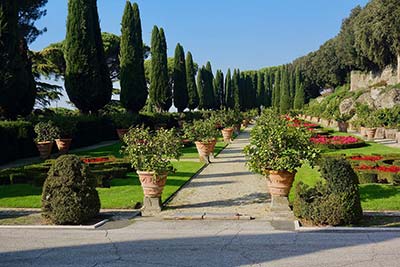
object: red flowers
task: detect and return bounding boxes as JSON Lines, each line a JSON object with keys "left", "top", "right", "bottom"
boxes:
{"left": 350, "top": 155, "right": 384, "bottom": 162}
{"left": 310, "top": 135, "right": 360, "bottom": 145}
{"left": 356, "top": 165, "right": 400, "bottom": 173}
{"left": 82, "top": 157, "right": 114, "bottom": 164}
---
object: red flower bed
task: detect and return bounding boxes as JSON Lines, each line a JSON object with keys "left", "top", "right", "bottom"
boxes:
{"left": 311, "top": 135, "right": 359, "bottom": 145}
{"left": 356, "top": 165, "right": 400, "bottom": 173}
{"left": 82, "top": 157, "right": 114, "bottom": 164}
{"left": 350, "top": 155, "right": 384, "bottom": 162}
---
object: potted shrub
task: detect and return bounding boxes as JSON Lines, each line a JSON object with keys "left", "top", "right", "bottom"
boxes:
{"left": 122, "top": 127, "right": 182, "bottom": 216}
{"left": 111, "top": 113, "right": 138, "bottom": 140}
{"left": 183, "top": 120, "right": 219, "bottom": 163}
{"left": 220, "top": 110, "right": 241, "bottom": 143}
{"left": 364, "top": 115, "right": 380, "bottom": 140}
{"left": 244, "top": 109, "right": 319, "bottom": 201}
{"left": 334, "top": 112, "right": 353, "bottom": 133}
{"left": 54, "top": 119, "right": 77, "bottom": 154}
{"left": 34, "top": 121, "right": 60, "bottom": 159}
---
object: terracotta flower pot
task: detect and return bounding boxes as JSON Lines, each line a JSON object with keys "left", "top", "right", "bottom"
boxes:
{"left": 137, "top": 171, "right": 168, "bottom": 198}
{"left": 221, "top": 128, "right": 234, "bottom": 143}
{"left": 55, "top": 138, "right": 72, "bottom": 154}
{"left": 195, "top": 141, "right": 212, "bottom": 163}
{"left": 338, "top": 122, "right": 348, "bottom": 133}
{"left": 267, "top": 170, "right": 296, "bottom": 197}
{"left": 36, "top": 141, "right": 53, "bottom": 159}
{"left": 366, "top": 128, "right": 377, "bottom": 140}
{"left": 209, "top": 139, "right": 217, "bottom": 156}
{"left": 360, "top": 127, "right": 367, "bottom": 137}
{"left": 116, "top": 129, "right": 129, "bottom": 140}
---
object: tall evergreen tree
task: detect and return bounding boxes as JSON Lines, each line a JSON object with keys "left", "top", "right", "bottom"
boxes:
{"left": 257, "top": 71, "right": 265, "bottom": 108}
{"left": 149, "top": 26, "right": 171, "bottom": 112}
{"left": 225, "top": 69, "right": 234, "bottom": 109}
{"left": 65, "top": 0, "right": 112, "bottom": 114}
{"left": 264, "top": 71, "right": 272, "bottom": 107}
{"left": 289, "top": 67, "right": 295, "bottom": 109}
{"left": 120, "top": 2, "right": 147, "bottom": 113}
{"left": 232, "top": 69, "right": 241, "bottom": 110}
{"left": 279, "top": 66, "right": 291, "bottom": 114}
{"left": 213, "top": 70, "right": 224, "bottom": 109}
{"left": 173, "top": 43, "right": 188, "bottom": 112}
{"left": 294, "top": 67, "right": 305, "bottom": 109}
{"left": 204, "top": 61, "right": 215, "bottom": 109}
{"left": 197, "top": 66, "right": 206, "bottom": 110}
{"left": 185, "top": 51, "right": 198, "bottom": 110}
{"left": 0, "top": 0, "right": 36, "bottom": 118}
{"left": 273, "top": 68, "right": 281, "bottom": 110}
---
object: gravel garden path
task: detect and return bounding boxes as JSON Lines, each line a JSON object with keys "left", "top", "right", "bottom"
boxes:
{"left": 162, "top": 126, "right": 272, "bottom": 219}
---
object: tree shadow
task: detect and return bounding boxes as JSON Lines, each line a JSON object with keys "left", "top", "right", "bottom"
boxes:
{"left": 0, "top": 210, "right": 39, "bottom": 220}
{"left": 359, "top": 184, "right": 400, "bottom": 202}
{"left": 196, "top": 172, "right": 251, "bottom": 179}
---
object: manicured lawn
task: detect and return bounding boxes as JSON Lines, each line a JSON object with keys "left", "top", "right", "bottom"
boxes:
{"left": 0, "top": 161, "right": 204, "bottom": 209}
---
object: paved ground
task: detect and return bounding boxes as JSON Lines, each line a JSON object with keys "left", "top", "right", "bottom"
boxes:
{"left": 2, "top": 128, "right": 400, "bottom": 266}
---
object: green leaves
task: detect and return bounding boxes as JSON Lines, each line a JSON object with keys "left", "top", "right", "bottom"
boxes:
{"left": 182, "top": 120, "right": 219, "bottom": 143}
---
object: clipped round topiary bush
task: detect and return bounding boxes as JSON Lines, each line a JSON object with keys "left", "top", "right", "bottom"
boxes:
{"left": 293, "top": 157, "right": 363, "bottom": 226}
{"left": 42, "top": 155, "right": 100, "bottom": 225}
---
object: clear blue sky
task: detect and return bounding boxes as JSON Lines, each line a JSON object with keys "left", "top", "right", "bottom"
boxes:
{"left": 31, "top": 0, "right": 369, "bottom": 74}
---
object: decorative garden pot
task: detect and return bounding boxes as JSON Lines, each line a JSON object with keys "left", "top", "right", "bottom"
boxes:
{"left": 36, "top": 141, "right": 53, "bottom": 159}
{"left": 267, "top": 170, "right": 296, "bottom": 197}
{"left": 360, "top": 127, "right": 367, "bottom": 137}
{"left": 366, "top": 128, "right": 377, "bottom": 140}
{"left": 137, "top": 171, "right": 168, "bottom": 198}
{"left": 242, "top": 119, "right": 249, "bottom": 128}
{"left": 209, "top": 139, "right": 217, "bottom": 157}
{"left": 221, "top": 128, "right": 234, "bottom": 143}
{"left": 338, "top": 122, "right": 348, "bottom": 133}
{"left": 195, "top": 141, "right": 212, "bottom": 163}
{"left": 396, "top": 132, "right": 400, "bottom": 143}
{"left": 137, "top": 171, "right": 168, "bottom": 216}
{"left": 116, "top": 129, "right": 129, "bottom": 140}
{"left": 374, "top": 127, "right": 385, "bottom": 139}
{"left": 55, "top": 138, "right": 72, "bottom": 154}
{"left": 384, "top": 129, "right": 397, "bottom": 140}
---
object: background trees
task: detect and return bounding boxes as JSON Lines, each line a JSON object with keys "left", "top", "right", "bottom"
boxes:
{"left": 173, "top": 43, "right": 188, "bottom": 112}
{"left": 186, "top": 51, "right": 199, "bottom": 110}
{"left": 64, "top": 0, "right": 112, "bottom": 114}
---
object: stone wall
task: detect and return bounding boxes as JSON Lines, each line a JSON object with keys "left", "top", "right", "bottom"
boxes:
{"left": 350, "top": 65, "right": 399, "bottom": 91}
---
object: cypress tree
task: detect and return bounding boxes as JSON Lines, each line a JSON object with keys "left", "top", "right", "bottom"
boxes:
{"left": 173, "top": 43, "right": 188, "bottom": 112}
{"left": 273, "top": 68, "right": 281, "bottom": 110}
{"left": 204, "top": 62, "right": 215, "bottom": 109}
{"left": 232, "top": 69, "right": 241, "bottom": 110}
{"left": 0, "top": 0, "right": 36, "bottom": 118}
{"left": 120, "top": 2, "right": 147, "bottom": 113}
{"left": 225, "top": 69, "right": 234, "bottom": 109}
{"left": 251, "top": 73, "right": 258, "bottom": 109}
{"left": 214, "top": 70, "right": 224, "bottom": 109}
{"left": 294, "top": 67, "right": 305, "bottom": 109}
{"left": 149, "top": 26, "right": 171, "bottom": 112}
{"left": 186, "top": 51, "right": 198, "bottom": 110}
{"left": 197, "top": 67, "right": 206, "bottom": 110}
{"left": 279, "top": 66, "right": 291, "bottom": 114}
{"left": 65, "top": 0, "right": 112, "bottom": 114}
{"left": 257, "top": 71, "right": 265, "bottom": 108}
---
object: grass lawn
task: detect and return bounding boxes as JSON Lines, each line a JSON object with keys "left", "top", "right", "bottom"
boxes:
{"left": 289, "top": 140, "right": 400, "bottom": 211}
{"left": 0, "top": 161, "right": 204, "bottom": 209}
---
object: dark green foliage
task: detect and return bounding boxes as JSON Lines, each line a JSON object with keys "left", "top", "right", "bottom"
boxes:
{"left": 232, "top": 69, "right": 241, "bottom": 110}
{"left": 225, "top": 69, "right": 234, "bottom": 109}
{"left": 279, "top": 67, "right": 291, "bottom": 114}
{"left": 149, "top": 26, "right": 171, "bottom": 112}
{"left": 293, "top": 67, "right": 305, "bottom": 109}
{"left": 214, "top": 70, "right": 224, "bottom": 109}
{"left": 42, "top": 155, "right": 100, "bottom": 225}
{"left": 293, "top": 157, "right": 363, "bottom": 226}
{"left": 120, "top": 2, "right": 147, "bottom": 113}
{"left": 0, "top": 0, "right": 36, "bottom": 119}
{"left": 173, "top": 43, "right": 188, "bottom": 112}
{"left": 18, "top": 0, "right": 48, "bottom": 44}
{"left": 197, "top": 67, "right": 206, "bottom": 110}
{"left": 357, "top": 172, "right": 378, "bottom": 184}
{"left": 272, "top": 68, "right": 280, "bottom": 111}
{"left": 257, "top": 71, "right": 265, "bottom": 107}
{"left": 204, "top": 62, "right": 216, "bottom": 109}
{"left": 186, "top": 52, "right": 198, "bottom": 110}
{"left": 64, "top": 0, "right": 112, "bottom": 114}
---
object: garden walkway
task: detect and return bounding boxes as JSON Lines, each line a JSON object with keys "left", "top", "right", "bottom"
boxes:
{"left": 162, "top": 126, "right": 273, "bottom": 220}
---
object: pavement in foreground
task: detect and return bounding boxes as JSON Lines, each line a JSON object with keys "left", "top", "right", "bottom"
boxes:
{"left": 1, "top": 128, "right": 400, "bottom": 266}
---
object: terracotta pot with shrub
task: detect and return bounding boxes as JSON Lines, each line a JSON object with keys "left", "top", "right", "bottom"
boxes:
{"left": 53, "top": 118, "right": 77, "bottom": 154}
{"left": 244, "top": 109, "right": 319, "bottom": 206}
{"left": 334, "top": 113, "right": 353, "bottom": 133}
{"left": 364, "top": 115, "right": 380, "bottom": 141}
{"left": 219, "top": 109, "right": 242, "bottom": 143}
{"left": 122, "top": 127, "right": 182, "bottom": 216}
{"left": 34, "top": 121, "right": 60, "bottom": 159}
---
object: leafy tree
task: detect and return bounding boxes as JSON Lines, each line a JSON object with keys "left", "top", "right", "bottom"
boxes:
{"left": 186, "top": 51, "right": 198, "bottom": 110}
{"left": 64, "top": 0, "right": 112, "bottom": 114}
{"left": 214, "top": 70, "right": 224, "bottom": 109}
{"left": 149, "top": 26, "right": 171, "bottom": 112}
{"left": 173, "top": 43, "right": 188, "bottom": 112}
{"left": 280, "top": 66, "right": 291, "bottom": 114}
{"left": 119, "top": 2, "right": 147, "bottom": 113}
{"left": 0, "top": 0, "right": 36, "bottom": 118}
{"left": 18, "top": 0, "right": 48, "bottom": 44}
{"left": 225, "top": 69, "right": 234, "bottom": 109}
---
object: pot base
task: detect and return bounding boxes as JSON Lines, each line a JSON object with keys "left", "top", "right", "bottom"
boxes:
{"left": 141, "top": 196, "right": 162, "bottom": 216}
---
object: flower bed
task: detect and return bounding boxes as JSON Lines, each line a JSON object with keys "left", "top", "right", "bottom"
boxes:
{"left": 310, "top": 135, "right": 366, "bottom": 149}
{"left": 81, "top": 156, "right": 115, "bottom": 164}
{"left": 350, "top": 155, "right": 384, "bottom": 162}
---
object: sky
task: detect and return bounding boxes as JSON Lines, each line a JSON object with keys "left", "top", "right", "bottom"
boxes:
{"left": 30, "top": 0, "right": 369, "bottom": 109}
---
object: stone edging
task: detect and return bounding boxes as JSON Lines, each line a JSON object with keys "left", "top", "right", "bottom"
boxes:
{"left": 294, "top": 220, "right": 400, "bottom": 232}
{"left": 0, "top": 219, "right": 109, "bottom": 230}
